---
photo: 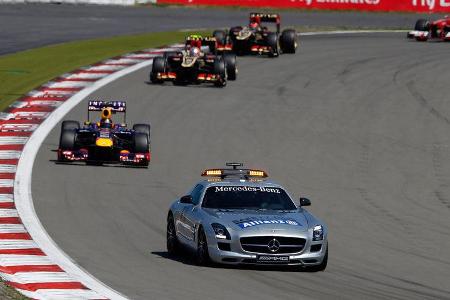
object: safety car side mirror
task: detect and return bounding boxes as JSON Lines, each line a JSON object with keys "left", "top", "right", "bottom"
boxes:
{"left": 299, "top": 197, "right": 311, "bottom": 207}
{"left": 180, "top": 195, "right": 193, "bottom": 204}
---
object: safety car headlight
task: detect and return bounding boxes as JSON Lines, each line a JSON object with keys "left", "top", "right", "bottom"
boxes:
{"left": 313, "top": 225, "right": 324, "bottom": 241}
{"left": 211, "top": 223, "right": 231, "bottom": 240}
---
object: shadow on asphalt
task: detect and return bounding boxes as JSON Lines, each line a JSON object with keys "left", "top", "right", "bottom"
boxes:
{"left": 151, "top": 251, "right": 317, "bottom": 273}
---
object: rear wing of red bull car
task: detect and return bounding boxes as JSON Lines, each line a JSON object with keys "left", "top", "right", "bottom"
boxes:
{"left": 87, "top": 100, "right": 127, "bottom": 123}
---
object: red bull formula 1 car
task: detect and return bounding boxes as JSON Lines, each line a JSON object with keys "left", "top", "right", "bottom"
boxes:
{"left": 150, "top": 35, "right": 237, "bottom": 87}
{"left": 57, "top": 101, "right": 150, "bottom": 167}
{"left": 407, "top": 17, "right": 450, "bottom": 41}
{"left": 212, "top": 13, "right": 298, "bottom": 57}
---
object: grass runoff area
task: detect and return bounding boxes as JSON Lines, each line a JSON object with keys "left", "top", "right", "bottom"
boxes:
{"left": 0, "top": 30, "right": 210, "bottom": 111}
{"left": 0, "top": 26, "right": 409, "bottom": 112}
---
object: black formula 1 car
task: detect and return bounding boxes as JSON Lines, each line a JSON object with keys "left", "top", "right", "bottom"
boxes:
{"left": 149, "top": 35, "right": 237, "bottom": 87}
{"left": 212, "top": 13, "right": 298, "bottom": 57}
{"left": 57, "top": 101, "right": 150, "bottom": 167}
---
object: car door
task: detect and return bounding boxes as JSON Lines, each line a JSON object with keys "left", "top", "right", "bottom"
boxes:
{"left": 179, "top": 184, "right": 204, "bottom": 245}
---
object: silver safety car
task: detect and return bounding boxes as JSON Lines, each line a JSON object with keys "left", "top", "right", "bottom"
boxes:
{"left": 166, "top": 163, "right": 328, "bottom": 271}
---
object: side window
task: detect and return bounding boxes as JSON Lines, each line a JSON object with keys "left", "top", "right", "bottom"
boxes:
{"left": 190, "top": 184, "right": 204, "bottom": 206}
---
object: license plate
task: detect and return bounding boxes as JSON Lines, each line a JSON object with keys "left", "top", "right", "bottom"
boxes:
{"left": 256, "top": 255, "right": 290, "bottom": 263}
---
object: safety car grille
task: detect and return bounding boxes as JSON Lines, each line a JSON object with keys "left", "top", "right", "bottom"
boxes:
{"left": 240, "top": 236, "right": 306, "bottom": 254}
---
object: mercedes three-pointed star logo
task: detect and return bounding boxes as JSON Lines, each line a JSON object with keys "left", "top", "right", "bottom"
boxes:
{"left": 267, "top": 238, "right": 280, "bottom": 253}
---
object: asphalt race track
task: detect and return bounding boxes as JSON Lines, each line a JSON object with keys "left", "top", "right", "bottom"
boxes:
{"left": 31, "top": 33, "right": 450, "bottom": 300}
{"left": 0, "top": 3, "right": 439, "bottom": 55}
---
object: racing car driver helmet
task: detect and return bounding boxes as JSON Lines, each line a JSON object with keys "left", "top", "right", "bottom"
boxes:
{"left": 249, "top": 21, "right": 259, "bottom": 30}
{"left": 99, "top": 117, "right": 112, "bottom": 129}
{"left": 189, "top": 46, "right": 201, "bottom": 57}
{"left": 249, "top": 15, "right": 261, "bottom": 29}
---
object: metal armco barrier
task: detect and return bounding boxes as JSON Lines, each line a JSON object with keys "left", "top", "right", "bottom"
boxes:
{"left": 155, "top": 0, "right": 450, "bottom": 13}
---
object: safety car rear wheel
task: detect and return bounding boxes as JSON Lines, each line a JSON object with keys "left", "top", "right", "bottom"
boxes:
{"left": 150, "top": 57, "right": 166, "bottom": 83}
{"left": 195, "top": 227, "right": 210, "bottom": 266}
{"left": 223, "top": 53, "right": 237, "bottom": 81}
{"left": 280, "top": 29, "right": 297, "bottom": 53}
{"left": 166, "top": 213, "right": 179, "bottom": 256}
{"left": 266, "top": 32, "right": 280, "bottom": 57}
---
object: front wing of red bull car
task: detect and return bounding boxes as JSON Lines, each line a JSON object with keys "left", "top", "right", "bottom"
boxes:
{"left": 57, "top": 100, "right": 151, "bottom": 167}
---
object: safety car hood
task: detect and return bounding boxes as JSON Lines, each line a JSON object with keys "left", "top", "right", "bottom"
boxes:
{"left": 203, "top": 209, "right": 308, "bottom": 232}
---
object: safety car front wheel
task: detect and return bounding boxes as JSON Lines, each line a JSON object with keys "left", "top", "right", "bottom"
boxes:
{"left": 166, "top": 214, "right": 179, "bottom": 256}
{"left": 195, "top": 227, "right": 210, "bottom": 266}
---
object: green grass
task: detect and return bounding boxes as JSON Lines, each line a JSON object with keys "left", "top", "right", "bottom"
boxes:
{"left": 0, "top": 30, "right": 208, "bottom": 111}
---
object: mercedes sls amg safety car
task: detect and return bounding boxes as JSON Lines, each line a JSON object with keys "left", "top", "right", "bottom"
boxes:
{"left": 57, "top": 101, "right": 150, "bottom": 167}
{"left": 166, "top": 163, "right": 328, "bottom": 270}
{"left": 212, "top": 13, "right": 298, "bottom": 57}
{"left": 407, "top": 17, "right": 450, "bottom": 41}
{"left": 150, "top": 35, "right": 237, "bottom": 87}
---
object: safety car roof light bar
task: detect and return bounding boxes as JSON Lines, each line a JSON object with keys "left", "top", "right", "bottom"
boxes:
{"left": 201, "top": 163, "right": 268, "bottom": 179}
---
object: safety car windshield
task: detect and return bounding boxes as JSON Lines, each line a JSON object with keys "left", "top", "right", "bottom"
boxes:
{"left": 202, "top": 186, "right": 296, "bottom": 210}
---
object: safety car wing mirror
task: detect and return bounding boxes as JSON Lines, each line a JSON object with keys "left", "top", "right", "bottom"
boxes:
{"left": 180, "top": 195, "right": 193, "bottom": 204}
{"left": 299, "top": 197, "right": 311, "bottom": 207}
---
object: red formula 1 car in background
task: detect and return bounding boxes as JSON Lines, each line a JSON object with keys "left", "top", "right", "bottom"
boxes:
{"left": 212, "top": 13, "right": 298, "bottom": 57}
{"left": 149, "top": 35, "right": 237, "bottom": 87}
{"left": 407, "top": 17, "right": 450, "bottom": 41}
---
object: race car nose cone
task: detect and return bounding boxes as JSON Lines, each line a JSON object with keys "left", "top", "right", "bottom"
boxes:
{"left": 96, "top": 138, "right": 113, "bottom": 147}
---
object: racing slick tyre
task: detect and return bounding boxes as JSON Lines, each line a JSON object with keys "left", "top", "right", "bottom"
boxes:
{"left": 306, "top": 245, "right": 328, "bottom": 272}
{"left": 213, "top": 58, "right": 227, "bottom": 87}
{"left": 213, "top": 29, "right": 227, "bottom": 45}
{"left": 150, "top": 57, "right": 166, "bottom": 84}
{"left": 133, "top": 132, "right": 149, "bottom": 153}
{"left": 59, "top": 129, "right": 76, "bottom": 150}
{"left": 61, "top": 120, "right": 80, "bottom": 131}
{"left": 58, "top": 129, "right": 77, "bottom": 161}
{"left": 195, "top": 227, "right": 210, "bottom": 266}
{"left": 414, "top": 19, "right": 430, "bottom": 41}
{"left": 166, "top": 213, "right": 180, "bottom": 256}
{"left": 133, "top": 124, "right": 151, "bottom": 142}
{"left": 223, "top": 53, "right": 237, "bottom": 81}
{"left": 266, "top": 32, "right": 280, "bottom": 57}
{"left": 280, "top": 29, "right": 297, "bottom": 54}
{"left": 415, "top": 19, "right": 430, "bottom": 31}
